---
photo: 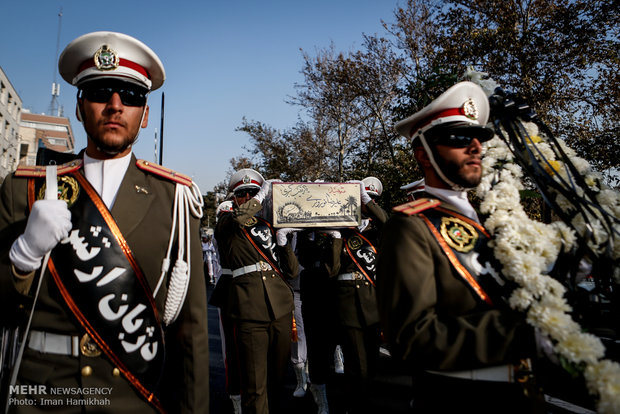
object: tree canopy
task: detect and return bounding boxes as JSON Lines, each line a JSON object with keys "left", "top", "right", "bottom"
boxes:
{"left": 227, "top": 0, "right": 618, "bottom": 210}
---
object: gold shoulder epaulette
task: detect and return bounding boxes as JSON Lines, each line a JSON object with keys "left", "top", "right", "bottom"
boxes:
{"left": 392, "top": 198, "right": 441, "bottom": 216}
{"left": 136, "top": 159, "right": 192, "bottom": 187}
{"left": 14, "top": 159, "right": 83, "bottom": 178}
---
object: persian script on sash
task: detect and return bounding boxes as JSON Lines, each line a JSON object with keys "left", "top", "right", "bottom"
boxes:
{"left": 271, "top": 182, "right": 361, "bottom": 228}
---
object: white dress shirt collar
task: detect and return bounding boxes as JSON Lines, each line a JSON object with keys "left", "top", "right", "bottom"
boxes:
{"left": 424, "top": 184, "right": 480, "bottom": 223}
{"left": 83, "top": 152, "right": 132, "bottom": 209}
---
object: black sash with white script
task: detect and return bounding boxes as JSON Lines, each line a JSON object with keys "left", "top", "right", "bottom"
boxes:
{"left": 343, "top": 230, "right": 377, "bottom": 286}
{"left": 241, "top": 216, "right": 284, "bottom": 276}
{"left": 30, "top": 172, "right": 166, "bottom": 413}
{"left": 418, "top": 206, "right": 514, "bottom": 307}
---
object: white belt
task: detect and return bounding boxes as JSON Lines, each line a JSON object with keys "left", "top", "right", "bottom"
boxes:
{"left": 232, "top": 261, "right": 272, "bottom": 278}
{"left": 426, "top": 364, "right": 514, "bottom": 383}
{"left": 337, "top": 272, "right": 364, "bottom": 281}
{"left": 28, "top": 330, "right": 79, "bottom": 357}
{"left": 221, "top": 268, "right": 232, "bottom": 276}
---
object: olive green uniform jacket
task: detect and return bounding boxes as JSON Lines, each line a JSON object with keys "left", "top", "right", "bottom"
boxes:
{"left": 376, "top": 196, "right": 531, "bottom": 372}
{"left": 214, "top": 197, "right": 297, "bottom": 321}
{"left": 329, "top": 200, "right": 388, "bottom": 328}
{"left": 0, "top": 155, "right": 209, "bottom": 413}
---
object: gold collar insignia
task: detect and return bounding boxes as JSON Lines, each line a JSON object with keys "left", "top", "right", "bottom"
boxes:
{"left": 440, "top": 216, "right": 478, "bottom": 253}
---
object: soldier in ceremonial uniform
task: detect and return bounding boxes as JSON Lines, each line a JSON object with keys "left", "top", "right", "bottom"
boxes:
{"left": 210, "top": 200, "right": 242, "bottom": 414}
{"left": 215, "top": 169, "right": 299, "bottom": 414}
{"left": 327, "top": 177, "right": 388, "bottom": 414}
{"left": 0, "top": 32, "right": 209, "bottom": 413}
{"left": 376, "top": 82, "right": 539, "bottom": 413}
{"left": 296, "top": 226, "right": 341, "bottom": 414}
{"left": 400, "top": 178, "right": 425, "bottom": 201}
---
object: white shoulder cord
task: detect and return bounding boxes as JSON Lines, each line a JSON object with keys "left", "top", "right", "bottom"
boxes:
{"left": 6, "top": 165, "right": 57, "bottom": 413}
{"left": 154, "top": 181, "right": 203, "bottom": 325}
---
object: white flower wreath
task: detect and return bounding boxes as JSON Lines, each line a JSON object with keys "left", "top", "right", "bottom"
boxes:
{"left": 467, "top": 69, "right": 620, "bottom": 413}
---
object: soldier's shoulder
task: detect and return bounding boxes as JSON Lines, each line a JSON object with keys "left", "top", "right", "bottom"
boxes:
{"left": 135, "top": 159, "right": 192, "bottom": 187}
{"left": 392, "top": 198, "right": 441, "bottom": 216}
{"left": 14, "top": 159, "right": 83, "bottom": 178}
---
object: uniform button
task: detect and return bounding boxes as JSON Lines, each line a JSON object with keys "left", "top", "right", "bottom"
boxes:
{"left": 365, "top": 282, "right": 369, "bottom": 286}
{"left": 81, "top": 365, "right": 93, "bottom": 377}
{"left": 112, "top": 368, "right": 121, "bottom": 377}
{"left": 262, "top": 276, "right": 267, "bottom": 280}
{"left": 271, "top": 275, "right": 275, "bottom": 278}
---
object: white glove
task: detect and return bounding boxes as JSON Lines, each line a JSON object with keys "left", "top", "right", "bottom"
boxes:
{"left": 9, "top": 199, "right": 72, "bottom": 272}
{"left": 254, "top": 179, "right": 278, "bottom": 204}
{"left": 348, "top": 180, "right": 371, "bottom": 205}
{"left": 276, "top": 228, "right": 300, "bottom": 246}
{"left": 325, "top": 230, "right": 341, "bottom": 239}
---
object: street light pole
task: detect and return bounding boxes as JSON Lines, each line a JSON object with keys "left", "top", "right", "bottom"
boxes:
{"left": 159, "top": 92, "right": 165, "bottom": 165}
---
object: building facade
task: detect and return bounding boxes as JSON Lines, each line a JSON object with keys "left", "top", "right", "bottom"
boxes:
{"left": 0, "top": 66, "right": 23, "bottom": 182}
{"left": 19, "top": 111, "right": 75, "bottom": 166}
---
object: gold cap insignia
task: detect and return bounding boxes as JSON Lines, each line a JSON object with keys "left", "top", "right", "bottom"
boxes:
{"left": 94, "top": 44, "right": 119, "bottom": 71}
{"left": 462, "top": 98, "right": 479, "bottom": 120}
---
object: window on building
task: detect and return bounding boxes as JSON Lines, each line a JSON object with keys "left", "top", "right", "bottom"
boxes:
{"left": 47, "top": 137, "right": 68, "bottom": 148}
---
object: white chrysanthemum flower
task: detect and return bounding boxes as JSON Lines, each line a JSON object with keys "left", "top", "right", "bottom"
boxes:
{"left": 584, "top": 360, "right": 620, "bottom": 414}
{"left": 503, "top": 162, "right": 523, "bottom": 178}
{"left": 572, "top": 213, "right": 610, "bottom": 254}
{"left": 481, "top": 156, "right": 497, "bottom": 172}
{"left": 544, "top": 277, "right": 568, "bottom": 300}
{"left": 497, "top": 181, "right": 521, "bottom": 203}
{"left": 476, "top": 181, "right": 492, "bottom": 198}
{"left": 464, "top": 68, "right": 500, "bottom": 96}
{"left": 509, "top": 287, "right": 535, "bottom": 311}
{"left": 483, "top": 210, "right": 512, "bottom": 233}
{"left": 522, "top": 122, "right": 539, "bottom": 138}
{"left": 571, "top": 157, "right": 591, "bottom": 175}
{"left": 597, "top": 189, "right": 620, "bottom": 212}
{"left": 482, "top": 138, "right": 511, "bottom": 160}
{"left": 556, "top": 331, "right": 605, "bottom": 365}
{"left": 527, "top": 303, "right": 581, "bottom": 341}
{"left": 537, "top": 288, "right": 571, "bottom": 313}
{"left": 551, "top": 221, "right": 577, "bottom": 252}
{"left": 498, "top": 169, "right": 524, "bottom": 190}
{"left": 557, "top": 139, "right": 578, "bottom": 158}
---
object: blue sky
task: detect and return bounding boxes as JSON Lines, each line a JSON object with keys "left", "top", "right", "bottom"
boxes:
{"left": 1, "top": 0, "right": 403, "bottom": 193}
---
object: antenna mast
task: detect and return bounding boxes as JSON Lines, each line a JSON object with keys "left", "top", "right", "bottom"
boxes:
{"left": 49, "top": 8, "right": 63, "bottom": 117}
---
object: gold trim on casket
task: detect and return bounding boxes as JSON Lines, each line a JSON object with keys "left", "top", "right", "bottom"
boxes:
{"left": 271, "top": 182, "right": 361, "bottom": 228}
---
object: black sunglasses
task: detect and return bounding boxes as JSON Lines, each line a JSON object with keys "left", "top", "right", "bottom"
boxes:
{"left": 433, "top": 134, "right": 483, "bottom": 148}
{"left": 79, "top": 82, "right": 148, "bottom": 107}
{"left": 234, "top": 188, "right": 259, "bottom": 198}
